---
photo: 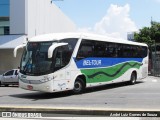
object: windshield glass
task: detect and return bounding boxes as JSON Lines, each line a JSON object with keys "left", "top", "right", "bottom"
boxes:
{"left": 20, "top": 39, "right": 78, "bottom": 76}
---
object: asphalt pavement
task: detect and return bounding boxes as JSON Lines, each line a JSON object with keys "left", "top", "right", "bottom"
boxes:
{"left": 0, "top": 76, "right": 160, "bottom": 118}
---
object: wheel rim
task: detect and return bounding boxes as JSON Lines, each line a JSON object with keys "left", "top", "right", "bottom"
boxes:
{"left": 74, "top": 81, "right": 82, "bottom": 92}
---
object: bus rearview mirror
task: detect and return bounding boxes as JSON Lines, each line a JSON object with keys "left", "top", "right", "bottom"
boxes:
{"left": 48, "top": 42, "right": 68, "bottom": 58}
{"left": 14, "top": 44, "right": 26, "bottom": 57}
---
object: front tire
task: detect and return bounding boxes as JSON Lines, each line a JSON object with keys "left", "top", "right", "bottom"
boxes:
{"left": 73, "top": 78, "right": 85, "bottom": 94}
{"left": 129, "top": 72, "right": 137, "bottom": 85}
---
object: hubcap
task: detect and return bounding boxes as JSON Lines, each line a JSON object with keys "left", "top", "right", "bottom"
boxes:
{"left": 74, "top": 82, "right": 82, "bottom": 91}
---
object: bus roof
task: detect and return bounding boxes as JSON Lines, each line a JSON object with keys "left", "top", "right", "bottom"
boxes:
{"left": 29, "top": 32, "right": 148, "bottom": 47}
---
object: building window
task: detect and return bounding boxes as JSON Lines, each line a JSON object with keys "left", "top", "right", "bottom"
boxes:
{"left": 0, "top": 17, "right": 10, "bottom": 35}
{"left": 0, "top": 26, "right": 9, "bottom": 35}
{"left": 4, "top": 26, "right": 9, "bottom": 35}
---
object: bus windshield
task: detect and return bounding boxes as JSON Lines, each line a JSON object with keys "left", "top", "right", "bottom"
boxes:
{"left": 20, "top": 39, "right": 78, "bottom": 76}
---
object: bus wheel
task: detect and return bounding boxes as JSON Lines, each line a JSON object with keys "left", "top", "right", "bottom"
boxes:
{"left": 0, "top": 82, "right": 1, "bottom": 87}
{"left": 129, "top": 72, "right": 136, "bottom": 85}
{"left": 73, "top": 78, "right": 85, "bottom": 94}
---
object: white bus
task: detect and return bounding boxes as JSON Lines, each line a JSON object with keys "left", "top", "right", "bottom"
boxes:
{"left": 14, "top": 33, "right": 148, "bottom": 93}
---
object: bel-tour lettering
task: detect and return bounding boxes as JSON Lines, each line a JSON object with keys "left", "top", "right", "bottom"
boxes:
{"left": 83, "top": 60, "right": 101, "bottom": 66}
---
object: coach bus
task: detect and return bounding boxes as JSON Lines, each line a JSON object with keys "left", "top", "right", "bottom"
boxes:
{"left": 14, "top": 33, "right": 148, "bottom": 93}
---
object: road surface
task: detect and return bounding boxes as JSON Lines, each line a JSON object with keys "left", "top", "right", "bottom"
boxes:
{"left": 0, "top": 76, "right": 160, "bottom": 111}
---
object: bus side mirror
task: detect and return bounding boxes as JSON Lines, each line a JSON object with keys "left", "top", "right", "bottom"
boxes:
{"left": 48, "top": 43, "right": 68, "bottom": 58}
{"left": 14, "top": 44, "right": 26, "bottom": 57}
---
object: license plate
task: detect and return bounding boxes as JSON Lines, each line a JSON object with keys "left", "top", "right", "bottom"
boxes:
{"left": 27, "top": 85, "right": 33, "bottom": 90}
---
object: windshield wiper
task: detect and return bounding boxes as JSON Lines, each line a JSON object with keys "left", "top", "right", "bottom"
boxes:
{"left": 23, "top": 57, "right": 32, "bottom": 73}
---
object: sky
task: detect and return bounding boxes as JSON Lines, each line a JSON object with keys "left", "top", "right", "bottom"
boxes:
{"left": 53, "top": 0, "right": 160, "bottom": 39}
{"left": 0, "top": 0, "right": 160, "bottom": 39}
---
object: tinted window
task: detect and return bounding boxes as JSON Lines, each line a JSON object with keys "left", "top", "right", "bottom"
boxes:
{"left": 76, "top": 39, "right": 148, "bottom": 60}
{"left": 76, "top": 40, "right": 94, "bottom": 60}
{"left": 51, "top": 45, "right": 71, "bottom": 72}
{"left": 117, "top": 44, "right": 148, "bottom": 58}
{"left": 94, "top": 41, "right": 106, "bottom": 57}
{"left": 52, "top": 38, "right": 78, "bottom": 72}
{"left": 61, "top": 39, "right": 78, "bottom": 52}
{"left": 20, "top": 39, "right": 78, "bottom": 76}
{"left": 5, "top": 70, "right": 14, "bottom": 76}
{"left": 105, "top": 43, "right": 117, "bottom": 57}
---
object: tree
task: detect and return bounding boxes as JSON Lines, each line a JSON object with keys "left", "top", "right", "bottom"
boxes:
{"left": 134, "top": 21, "right": 160, "bottom": 47}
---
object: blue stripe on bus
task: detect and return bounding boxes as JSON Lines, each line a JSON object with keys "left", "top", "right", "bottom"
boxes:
{"left": 74, "top": 58, "right": 143, "bottom": 69}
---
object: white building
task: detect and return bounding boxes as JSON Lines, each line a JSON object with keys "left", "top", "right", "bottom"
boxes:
{"left": 0, "top": 0, "right": 76, "bottom": 74}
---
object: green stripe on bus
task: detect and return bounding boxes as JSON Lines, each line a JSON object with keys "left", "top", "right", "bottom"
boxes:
{"left": 81, "top": 62, "right": 142, "bottom": 83}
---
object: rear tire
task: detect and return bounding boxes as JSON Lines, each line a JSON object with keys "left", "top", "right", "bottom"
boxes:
{"left": 73, "top": 78, "right": 85, "bottom": 94}
{"left": 129, "top": 72, "right": 136, "bottom": 85}
{"left": 0, "top": 82, "right": 1, "bottom": 87}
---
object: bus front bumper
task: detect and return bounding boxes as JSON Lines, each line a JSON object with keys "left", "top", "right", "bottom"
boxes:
{"left": 19, "top": 79, "right": 54, "bottom": 93}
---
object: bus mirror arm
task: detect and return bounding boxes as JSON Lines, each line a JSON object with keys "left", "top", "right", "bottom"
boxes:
{"left": 48, "top": 42, "right": 68, "bottom": 58}
{"left": 14, "top": 44, "right": 26, "bottom": 57}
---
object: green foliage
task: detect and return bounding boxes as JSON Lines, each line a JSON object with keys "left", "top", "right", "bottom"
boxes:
{"left": 134, "top": 21, "right": 160, "bottom": 47}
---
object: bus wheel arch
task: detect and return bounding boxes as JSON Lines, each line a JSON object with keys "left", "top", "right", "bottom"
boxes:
{"left": 129, "top": 71, "right": 137, "bottom": 85}
{"left": 73, "top": 75, "right": 86, "bottom": 94}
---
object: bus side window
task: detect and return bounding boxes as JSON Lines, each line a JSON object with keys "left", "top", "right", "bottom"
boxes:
{"left": 105, "top": 43, "right": 117, "bottom": 58}
{"left": 93, "top": 41, "right": 106, "bottom": 57}
{"left": 76, "top": 40, "right": 93, "bottom": 60}
{"left": 77, "top": 46, "right": 93, "bottom": 59}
